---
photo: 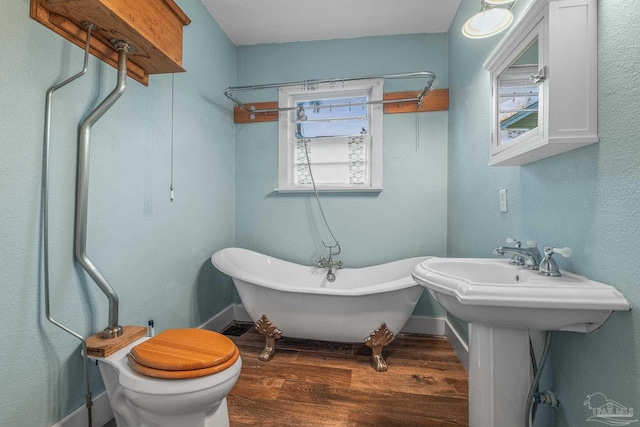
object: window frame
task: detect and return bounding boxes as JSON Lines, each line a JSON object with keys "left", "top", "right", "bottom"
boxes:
{"left": 276, "top": 78, "right": 384, "bottom": 193}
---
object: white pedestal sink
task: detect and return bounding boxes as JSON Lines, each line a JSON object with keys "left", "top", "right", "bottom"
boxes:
{"left": 412, "top": 258, "right": 630, "bottom": 427}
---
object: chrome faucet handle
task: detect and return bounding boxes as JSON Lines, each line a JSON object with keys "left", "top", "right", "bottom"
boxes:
{"left": 506, "top": 237, "right": 521, "bottom": 248}
{"left": 539, "top": 247, "right": 572, "bottom": 277}
{"left": 545, "top": 247, "right": 572, "bottom": 258}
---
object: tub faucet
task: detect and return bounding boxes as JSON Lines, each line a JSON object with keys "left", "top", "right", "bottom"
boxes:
{"left": 493, "top": 240, "right": 542, "bottom": 270}
{"left": 317, "top": 243, "right": 343, "bottom": 282}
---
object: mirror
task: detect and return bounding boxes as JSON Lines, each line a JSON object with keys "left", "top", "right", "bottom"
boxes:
{"left": 497, "top": 39, "right": 539, "bottom": 146}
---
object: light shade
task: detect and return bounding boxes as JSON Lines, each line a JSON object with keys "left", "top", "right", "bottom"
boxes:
{"left": 462, "top": 7, "right": 514, "bottom": 39}
{"left": 484, "top": 0, "right": 516, "bottom": 4}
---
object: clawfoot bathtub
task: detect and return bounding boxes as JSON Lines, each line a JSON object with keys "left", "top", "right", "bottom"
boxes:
{"left": 211, "top": 248, "right": 429, "bottom": 371}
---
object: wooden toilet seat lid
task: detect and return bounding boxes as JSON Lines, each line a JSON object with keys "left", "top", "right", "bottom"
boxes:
{"left": 127, "top": 328, "right": 239, "bottom": 379}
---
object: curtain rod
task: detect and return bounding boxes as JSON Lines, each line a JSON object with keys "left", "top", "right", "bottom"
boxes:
{"left": 224, "top": 71, "right": 436, "bottom": 118}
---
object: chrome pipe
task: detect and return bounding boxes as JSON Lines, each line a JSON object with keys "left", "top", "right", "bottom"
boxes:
{"left": 75, "top": 40, "right": 132, "bottom": 339}
{"left": 42, "top": 23, "right": 95, "bottom": 427}
{"left": 229, "top": 94, "right": 435, "bottom": 115}
{"left": 224, "top": 71, "right": 436, "bottom": 115}
{"left": 45, "top": 25, "right": 93, "bottom": 331}
{"left": 230, "top": 96, "right": 435, "bottom": 115}
{"left": 416, "top": 76, "right": 435, "bottom": 108}
{"left": 225, "top": 71, "right": 435, "bottom": 94}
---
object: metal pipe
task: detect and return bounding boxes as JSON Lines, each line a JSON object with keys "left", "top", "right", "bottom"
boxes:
{"left": 42, "top": 23, "right": 95, "bottom": 427}
{"left": 226, "top": 71, "right": 435, "bottom": 93}
{"left": 233, "top": 96, "right": 433, "bottom": 115}
{"left": 224, "top": 71, "right": 436, "bottom": 115}
{"left": 525, "top": 331, "right": 553, "bottom": 426}
{"left": 75, "top": 40, "right": 132, "bottom": 339}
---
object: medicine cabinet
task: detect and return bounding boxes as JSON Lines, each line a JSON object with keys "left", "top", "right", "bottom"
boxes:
{"left": 484, "top": 0, "right": 597, "bottom": 166}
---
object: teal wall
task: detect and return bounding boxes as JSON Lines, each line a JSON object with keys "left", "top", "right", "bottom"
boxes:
{"left": 449, "top": 0, "right": 640, "bottom": 425}
{"left": 4, "top": 0, "right": 638, "bottom": 425}
{"left": 234, "top": 35, "right": 449, "bottom": 316}
{"left": 0, "top": 0, "right": 236, "bottom": 425}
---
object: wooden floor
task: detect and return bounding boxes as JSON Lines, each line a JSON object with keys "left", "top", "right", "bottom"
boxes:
{"left": 226, "top": 326, "right": 469, "bottom": 427}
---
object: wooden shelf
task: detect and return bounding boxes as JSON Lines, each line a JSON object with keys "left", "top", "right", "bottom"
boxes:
{"left": 30, "top": 0, "right": 190, "bottom": 86}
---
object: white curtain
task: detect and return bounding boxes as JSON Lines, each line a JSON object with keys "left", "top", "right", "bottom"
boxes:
{"left": 294, "top": 135, "right": 369, "bottom": 186}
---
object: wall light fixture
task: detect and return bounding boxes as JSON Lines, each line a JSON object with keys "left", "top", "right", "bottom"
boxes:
{"left": 462, "top": 0, "right": 517, "bottom": 39}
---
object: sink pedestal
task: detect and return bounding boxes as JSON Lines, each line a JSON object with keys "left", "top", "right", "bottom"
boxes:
{"left": 469, "top": 324, "right": 532, "bottom": 427}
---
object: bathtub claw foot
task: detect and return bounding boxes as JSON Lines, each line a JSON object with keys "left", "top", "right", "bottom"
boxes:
{"left": 259, "top": 337, "right": 278, "bottom": 362}
{"left": 255, "top": 315, "right": 282, "bottom": 362}
{"left": 371, "top": 352, "right": 388, "bottom": 372}
{"left": 364, "top": 323, "right": 395, "bottom": 372}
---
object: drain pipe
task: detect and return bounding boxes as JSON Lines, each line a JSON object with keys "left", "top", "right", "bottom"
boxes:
{"left": 75, "top": 40, "right": 134, "bottom": 339}
{"left": 43, "top": 23, "right": 95, "bottom": 427}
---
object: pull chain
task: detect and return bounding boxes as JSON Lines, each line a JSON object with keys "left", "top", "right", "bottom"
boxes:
{"left": 170, "top": 74, "right": 175, "bottom": 202}
{"left": 415, "top": 111, "right": 420, "bottom": 151}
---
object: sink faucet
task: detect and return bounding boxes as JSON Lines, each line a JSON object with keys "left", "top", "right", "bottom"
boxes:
{"left": 493, "top": 240, "right": 542, "bottom": 270}
{"left": 317, "top": 243, "right": 343, "bottom": 282}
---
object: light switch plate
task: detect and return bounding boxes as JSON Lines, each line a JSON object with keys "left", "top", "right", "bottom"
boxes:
{"left": 499, "top": 189, "right": 508, "bottom": 213}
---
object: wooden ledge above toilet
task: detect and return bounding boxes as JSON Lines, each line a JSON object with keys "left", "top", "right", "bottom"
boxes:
{"left": 86, "top": 325, "right": 147, "bottom": 358}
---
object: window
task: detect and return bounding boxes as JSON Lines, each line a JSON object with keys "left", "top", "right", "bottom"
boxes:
{"left": 277, "top": 78, "right": 383, "bottom": 192}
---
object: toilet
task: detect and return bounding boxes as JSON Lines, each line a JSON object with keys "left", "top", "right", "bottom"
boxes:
{"left": 91, "top": 328, "right": 242, "bottom": 427}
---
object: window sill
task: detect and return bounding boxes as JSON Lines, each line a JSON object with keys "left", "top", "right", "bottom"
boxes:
{"left": 275, "top": 187, "right": 382, "bottom": 194}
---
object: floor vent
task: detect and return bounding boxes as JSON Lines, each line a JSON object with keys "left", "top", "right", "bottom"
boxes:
{"left": 221, "top": 321, "right": 253, "bottom": 337}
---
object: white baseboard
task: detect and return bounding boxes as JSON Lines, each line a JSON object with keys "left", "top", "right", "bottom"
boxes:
{"left": 211, "top": 305, "right": 469, "bottom": 363}
{"left": 445, "top": 318, "right": 469, "bottom": 371}
{"left": 51, "top": 391, "right": 112, "bottom": 427}
{"left": 199, "top": 304, "right": 252, "bottom": 331}
{"left": 232, "top": 304, "right": 252, "bottom": 322}
{"left": 198, "top": 304, "right": 236, "bottom": 331}
{"left": 400, "top": 315, "right": 446, "bottom": 336}
{"left": 222, "top": 305, "right": 470, "bottom": 368}
{"left": 219, "top": 305, "right": 450, "bottom": 337}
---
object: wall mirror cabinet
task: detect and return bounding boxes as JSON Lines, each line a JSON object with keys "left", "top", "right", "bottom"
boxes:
{"left": 484, "top": 0, "right": 597, "bottom": 166}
